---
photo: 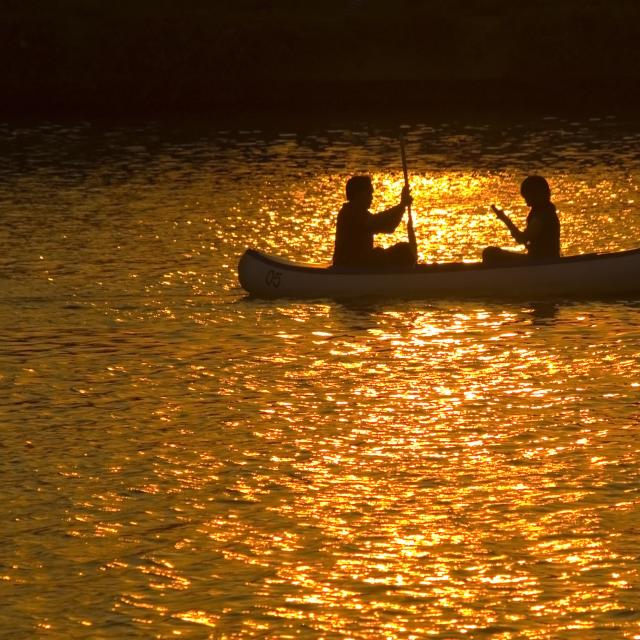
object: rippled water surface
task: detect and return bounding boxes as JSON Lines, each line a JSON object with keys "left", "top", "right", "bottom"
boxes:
{"left": 1, "top": 118, "right": 640, "bottom": 639}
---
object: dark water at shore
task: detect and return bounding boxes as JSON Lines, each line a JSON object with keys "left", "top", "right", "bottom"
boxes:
{"left": 3, "top": 1, "right": 640, "bottom": 117}
{"left": 1, "top": 117, "right": 640, "bottom": 638}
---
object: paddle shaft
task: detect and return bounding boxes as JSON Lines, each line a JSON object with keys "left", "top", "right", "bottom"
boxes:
{"left": 399, "top": 134, "right": 417, "bottom": 257}
{"left": 400, "top": 134, "right": 411, "bottom": 218}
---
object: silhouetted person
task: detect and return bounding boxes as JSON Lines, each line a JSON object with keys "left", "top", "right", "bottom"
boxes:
{"left": 483, "top": 175, "right": 560, "bottom": 266}
{"left": 332, "top": 175, "right": 416, "bottom": 268}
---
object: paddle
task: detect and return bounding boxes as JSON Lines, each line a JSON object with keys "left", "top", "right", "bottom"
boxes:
{"left": 399, "top": 133, "right": 418, "bottom": 261}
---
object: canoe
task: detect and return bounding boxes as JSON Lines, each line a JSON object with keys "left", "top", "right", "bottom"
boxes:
{"left": 237, "top": 247, "right": 640, "bottom": 299}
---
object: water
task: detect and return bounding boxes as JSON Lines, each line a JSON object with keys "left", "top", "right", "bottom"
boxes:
{"left": 1, "top": 117, "right": 640, "bottom": 639}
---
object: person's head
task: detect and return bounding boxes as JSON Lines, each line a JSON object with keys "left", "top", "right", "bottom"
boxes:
{"left": 520, "top": 175, "right": 551, "bottom": 207}
{"left": 345, "top": 175, "right": 374, "bottom": 208}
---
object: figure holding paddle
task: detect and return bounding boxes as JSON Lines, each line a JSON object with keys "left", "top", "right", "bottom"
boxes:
{"left": 332, "top": 175, "right": 415, "bottom": 268}
{"left": 332, "top": 135, "right": 418, "bottom": 268}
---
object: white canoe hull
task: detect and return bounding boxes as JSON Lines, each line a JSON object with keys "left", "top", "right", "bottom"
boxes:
{"left": 238, "top": 248, "right": 640, "bottom": 299}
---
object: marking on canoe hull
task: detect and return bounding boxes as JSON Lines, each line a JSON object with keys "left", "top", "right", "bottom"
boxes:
{"left": 265, "top": 269, "right": 282, "bottom": 288}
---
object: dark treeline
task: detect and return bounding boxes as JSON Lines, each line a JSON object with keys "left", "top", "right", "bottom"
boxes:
{"left": 3, "top": 0, "right": 640, "bottom": 118}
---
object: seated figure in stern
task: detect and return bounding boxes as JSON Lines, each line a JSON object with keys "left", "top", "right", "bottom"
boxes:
{"left": 483, "top": 175, "right": 560, "bottom": 266}
{"left": 332, "top": 175, "right": 417, "bottom": 268}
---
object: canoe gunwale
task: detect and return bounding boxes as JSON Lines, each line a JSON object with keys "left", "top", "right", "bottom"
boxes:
{"left": 243, "top": 246, "right": 640, "bottom": 275}
{"left": 238, "top": 246, "right": 640, "bottom": 300}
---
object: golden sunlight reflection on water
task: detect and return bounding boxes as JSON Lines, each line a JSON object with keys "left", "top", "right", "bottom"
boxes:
{"left": 1, "top": 120, "right": 640, "bottom": 638}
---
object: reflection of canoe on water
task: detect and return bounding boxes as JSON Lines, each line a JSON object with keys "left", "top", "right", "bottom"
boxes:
{"left": 238, "top": 247, "right": 640, "bottom": 300}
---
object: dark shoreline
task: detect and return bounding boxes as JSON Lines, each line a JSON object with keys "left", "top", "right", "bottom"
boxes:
{"left": 3, "top": 77, "right": 640, "bottom": 125}
{"left": 3, "top": 1, "right": 640, "bottom": 121}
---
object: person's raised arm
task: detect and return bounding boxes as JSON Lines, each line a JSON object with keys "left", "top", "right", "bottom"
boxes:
{"left": 369, "top": 186, "right": 413, "bottom": 234}
{"left": 491, "top": 204, "right": 528, "bottom": 244}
